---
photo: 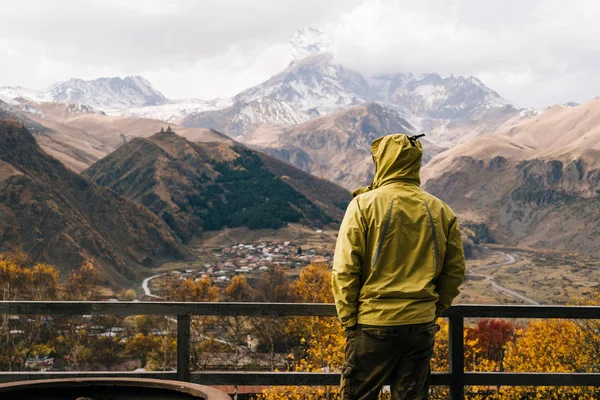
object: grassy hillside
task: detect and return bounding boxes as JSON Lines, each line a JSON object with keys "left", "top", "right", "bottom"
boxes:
{"left": 84, "top": 130, "right": 350, "bottom": 243}
{"left": 0, "top": 121, "right": 191, "bottom": 285}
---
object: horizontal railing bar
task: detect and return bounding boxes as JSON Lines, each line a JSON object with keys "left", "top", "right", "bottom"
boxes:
{"left": 2, "top": 371, "right": 599, "bottom": 386}
{"left": 190, "top": 372, "right": 454, "bottom": 386}
{"left": 2, "top": 302, "right": 600, "bottom": 319}
{"left": 444, "top": 305, "right": 600, "bottom": 319}
{"left": 192, "top": 372, "right": 341, "bottom": 386}
{"left": 0, "top": 301, "right": 337, "bottom": 317}
{"left": 205, "top": 372, "right": 454, "bottom": 386}
{"left": 464, "top": 372, "right": 600, "bottom": 386}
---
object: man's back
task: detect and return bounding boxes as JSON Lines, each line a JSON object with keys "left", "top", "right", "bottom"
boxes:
{"left": 345, "top": 181, "right": 462, "bottom": 326}
{"left": 331, "top": 134, "right": 465, "bottom": 399}
{"left": 332, "top": 134, "right": 465, "bottom": 329}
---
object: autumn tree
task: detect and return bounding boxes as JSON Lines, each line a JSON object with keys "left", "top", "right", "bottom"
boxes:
{"left": 258, "top": 263, "right": 345, "bottom": 399}
{"left": 168, "top": 277, "right": 220, "bottom": 302}
{"left": 252, "top": 266, "right": 293, "bottom": 370}
{"left": 125, "top": 333, "right": 177, "bottom": 371}
{"left": 164, "top": 276, "right": 222, "bottom": 371}
{"left": 63, "top": 259, "right": 100, "bottom": 300}
{"left": 54, "top": 260, "right": 102, "bottom": 370}
{"left": 499, "top": 319, "right": 599, "bottom": 399}
{"left": 466, "top": 319, "right": 516, "bottom": 367}
{"left": 0, "top": 252, "right": 60, "bottom": 370}
{"left": 219, "top": 275, "right": 255, "bottom": 369}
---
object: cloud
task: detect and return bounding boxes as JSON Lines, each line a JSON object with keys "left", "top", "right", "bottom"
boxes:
{"left": 1, "top": 0, "right": 600, "bottom": 107}
{"left": 331, "top": 0, "right": 600, "bottom": 107}
{"left": 0, "top": 0, "right": 359, "bottom": 97}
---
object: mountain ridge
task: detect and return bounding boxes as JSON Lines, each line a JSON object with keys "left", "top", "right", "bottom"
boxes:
{"left": 422, "top": 96, "right": 600, "bottom": 255}
{"left": 83, "top": 129, "right": 350, "bottom": 242}
{"left": 1, "top": 76, "right": 166, "bottom": 110}
{"left": 0, "top": 121, "right": 191, "bottom": 285}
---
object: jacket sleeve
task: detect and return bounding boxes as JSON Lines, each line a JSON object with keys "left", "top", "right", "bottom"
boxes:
{"left": 332, "top": 198, "right": 367, "bottom": 329}
{"left": 436, "top": 217, "right": 466, "bottom": 318}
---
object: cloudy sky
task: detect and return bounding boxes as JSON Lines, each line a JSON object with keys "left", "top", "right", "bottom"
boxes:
{"left": 1, "top": 0, "right": 600, "bottom": 108}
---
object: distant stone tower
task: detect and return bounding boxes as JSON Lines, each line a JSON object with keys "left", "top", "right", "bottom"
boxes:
{"left": 167, "top": 125, "right": 173, "bottom": 133}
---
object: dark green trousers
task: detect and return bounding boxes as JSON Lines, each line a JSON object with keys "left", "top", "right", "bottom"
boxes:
{"left": 341, "top": 321, "right": 439, "bottom": 400}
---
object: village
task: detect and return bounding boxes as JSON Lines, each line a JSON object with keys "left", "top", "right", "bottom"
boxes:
{"left": 162, "top": 239, "right": 334, "bottom": 287}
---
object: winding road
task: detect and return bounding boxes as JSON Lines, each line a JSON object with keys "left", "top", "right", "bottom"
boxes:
{"left": 468, "top": 253, "right": 540, "bottom": 305}
{"left": 142, "top": 273, "right": 165, "bottom": 299}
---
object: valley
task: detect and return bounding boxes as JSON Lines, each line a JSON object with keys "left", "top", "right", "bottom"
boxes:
{"left": 457, "top": 246, "right": 600, "bottom": 305}
{"left": 136, "top": 218, "right": 600, "bottom": 307}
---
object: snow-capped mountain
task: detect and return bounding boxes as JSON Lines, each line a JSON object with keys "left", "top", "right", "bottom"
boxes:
{"left": 234, "top": 53, "right": 371, "bottom": 117}
{"left": 288, "top": 27, "right": 332, "bottom": 60}
{"left": 2, "top": 26, "right": 536, "bottom": 174}
{"left": 0, "top": 76, "right": 166, "bottom": 110}
{"left": 183, "top": 97, "right": 311, "bottom": 142}
{"left": 0, "top": 92, "right": 19, "bottom": 106}
{"left": 372, "top": 73, "right": 513, "bottom": 121}
{"left": 182, "top": 27, "right": 531, "bottom": 146}
{"left": 116, "top": 97, "right": 233, "bottom": 123}
{"left": 0, "top": 85, "right": 52, "bottom": 103}
{"left": 369, "top": 73, "right": 531, "bottom": 143}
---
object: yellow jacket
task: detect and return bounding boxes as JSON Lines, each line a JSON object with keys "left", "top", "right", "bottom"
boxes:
{"left": 332, "top": 134, "right": 465, "bottom": 328}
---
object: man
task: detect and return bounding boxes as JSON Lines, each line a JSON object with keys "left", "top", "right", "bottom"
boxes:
{"left": 332, "top": 134, "right": 465, "bottom": 400}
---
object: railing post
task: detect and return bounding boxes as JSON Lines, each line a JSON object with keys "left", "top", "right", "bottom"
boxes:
{"left": 449, "top": 316, "right": 465, "bottom": 400}
{"left": 177, "top": 314, "right": 191, "bottom": 382}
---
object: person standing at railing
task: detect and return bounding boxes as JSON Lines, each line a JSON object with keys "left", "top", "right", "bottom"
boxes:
{"left": 332, "top": 133, "right": 466, "bottom": 400}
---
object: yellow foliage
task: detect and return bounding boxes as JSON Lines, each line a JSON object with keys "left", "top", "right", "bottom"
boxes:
{"left": 257, "top": 264, "right": 345, "bottom": 399}
{"left": 293, "top": 263, "right": 334, "bottom": 303}
{"left": 170, "top": 277, "right": 220, "bottom": 302}
{"left": 0, "top": 252, "right": 59, "bottom": 300}
{"left": 223, "top": 274, "right": 254, "bottom": 301}
{"left": 64, "top": 259, "right": 100, "bottom": 300}
{"left": 123, "top": 289, "right": 137, "bottom": 301}
{"left": 498, "top": 319, "right": 600, "bottom": 399}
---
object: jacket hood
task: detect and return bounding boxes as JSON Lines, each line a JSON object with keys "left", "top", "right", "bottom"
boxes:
{"left": 353, "top": 134, "right": 423, "bottom": 197}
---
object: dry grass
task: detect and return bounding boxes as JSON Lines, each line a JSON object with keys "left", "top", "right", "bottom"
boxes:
{"left": 458, "top": 245, "right": 600, "bottom": 305}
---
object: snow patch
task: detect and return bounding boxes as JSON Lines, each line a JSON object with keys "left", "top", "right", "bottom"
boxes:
{"left": 289, "top": 27, "right": 332, "bottom": 60}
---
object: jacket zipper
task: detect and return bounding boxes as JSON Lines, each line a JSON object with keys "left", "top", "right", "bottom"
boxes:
{"left": 424, "top": 201, "right": 440, "bottom": 273}
{"left": 372, "top": 199, "right": 394, "bottom": 267}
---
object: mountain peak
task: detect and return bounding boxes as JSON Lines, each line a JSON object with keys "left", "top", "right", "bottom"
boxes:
{"left": 289, "top": 27, "right": 332, "bottom": 60}
{"left": 50, "top": 75, "right": 166, "bottom": 109}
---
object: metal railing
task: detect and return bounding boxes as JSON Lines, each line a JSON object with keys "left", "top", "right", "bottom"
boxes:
{"left": 1, "top": 301, "right": 600, "bottom": 399}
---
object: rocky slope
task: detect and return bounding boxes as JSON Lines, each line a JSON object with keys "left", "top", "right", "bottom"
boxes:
{"left": 422, "top": 100, "right": 600, "bottom": 255}
{"left": 254, "top": 103, "right": 449, "bottom": 190}
{"left": 0, "top": 121, "right": 190, "bottom": 285}
{"left": 83, "top": 129, "right": 350, "bottom": 243}
{"left": 260, "top": 103, "right": 414, "bottom": 189}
